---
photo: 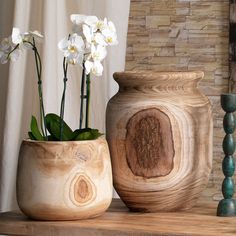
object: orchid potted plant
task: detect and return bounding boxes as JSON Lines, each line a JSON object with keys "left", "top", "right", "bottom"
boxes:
{"left": 0, "top": 14, "right": 117, "bottom": 220}
{"left": 0, "top": 14, "right": 118, "bottom": 141}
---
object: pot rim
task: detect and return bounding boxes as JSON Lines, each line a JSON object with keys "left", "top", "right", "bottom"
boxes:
{"left": 113, "top": 71, "right": 204, "bottom": 87}
{"left": 22, "top": 135, "right": 106, "bottom": 145}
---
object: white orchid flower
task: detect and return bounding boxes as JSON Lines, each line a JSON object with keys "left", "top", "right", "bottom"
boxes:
{"left": 0, "top": 37, "right": 12, "bottom": 52}
{"left": 58, "top": 33, "right": 85, "bottom": 65}
{"left": 21, "top": 31, "right": 44, "bottom": 46}
{"left": 83, "top": 25, "right": 107, "bottom": 46}
{"left": 84, "top": 16, "right": 109, "bottom": 33}
{"left": 101, "top": 20, "right": 118, "bottom": 45}
{"left": 85, "top": 60, "right": 103, "bottom": 76}
{"left": 94, "top": 33, "right": 107, "bottom": 46}
{"left": 71, "top": 14, "right": 106, "bottom": 33}
{"left": 71, "top": 14, "right": 87, "bottom": 25}
{"left": 83, "top": 24, "right": 94, "bottom": 44}
{"left": 67, "top": 53, "right": 84, "bottom": 65}
{"left": 28, "top": 30, "right": 43, "bottom": 39}
{"left": 70, "top": 14, "right": 87, "bottom": 34}
{"left": 96, "top": 18, "right": 108, "bottom": 31}
{"left": 90, "top": 44, "right": 107, "bottom": 61}
{"left": 12, "top": 27, "right": 24, "bottom": 45}
{"left": 58, "top": 33, "right": 85, "bottom": 56}
{"left": 0, "top": 51, "right": 8, "bottom": 64}
{"left": 92, "top": 18, "right": 108, "bottom": 32}
{"left": 107, "top": 21, "right": 117, "bottom": 33}
{"left": 84, "top": 16, "right": 98, "bottom": 27}
{"left": 0, "top": 27, "right": 44, "bottom": 65}
{"left": 0, "top": 35, "right": 22, "bottom": 64}
{"left": 102, "top": 29, "right": 118, "bottom": 46}
{"left": 0, "top": 47, "right": 21, "bottom": 64}
{"left": 12, "top": 27, "right": 43, "bottom": 45}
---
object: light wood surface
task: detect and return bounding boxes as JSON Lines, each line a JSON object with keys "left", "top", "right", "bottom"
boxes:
{"left": 0, "top": 198, "right": 236, "bottom": 236}
{"left": 106, "top": 71, "right": 213, "bottom": 212}
{"left": 16, "top": 137, "right": 113, "bottom": 220}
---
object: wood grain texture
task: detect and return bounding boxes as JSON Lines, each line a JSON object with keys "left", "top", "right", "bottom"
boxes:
{"left": 106, "top": 71, "right": 213, "bottom": 212}
{"left": 126, "top": 108, "right": 174, "bottom": 178}
{"left": 16, "top": 137, "right": 113, "bottom": 220}
{"left": 0, "top": 199, "right": 236, "bottom": 236}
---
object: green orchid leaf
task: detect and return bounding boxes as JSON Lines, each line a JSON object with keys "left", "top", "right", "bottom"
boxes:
{"left": 28, "top": 132, "right": 36, "bottom": 140}
{"left": 74, "top": 128, "right": 103, "bottom": 141}
{"left": 91, "top": 129, "right": 103, "bottom": 139}
{"left": 30, "top": 116, "right": 44, "bottom": 141}
{"left": 75, "top": 131, "right": 93, "bottom": 140}
{"left": 72, "top": 128, "right": 91, "bottom": 139}
{"left": 45, "top": 113, "right": 73, "bottom": 141}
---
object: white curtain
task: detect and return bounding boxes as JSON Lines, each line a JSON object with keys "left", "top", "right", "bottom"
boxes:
{"left": 0, "top": 0, "right": 130, "bottom": 212}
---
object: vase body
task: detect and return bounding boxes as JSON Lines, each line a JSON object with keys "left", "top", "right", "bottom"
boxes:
{"left": 16, "top": 137, "right": 113, "bottom": 220}
{"left": 106, "top": 71, "right": 213, "bottom": 212}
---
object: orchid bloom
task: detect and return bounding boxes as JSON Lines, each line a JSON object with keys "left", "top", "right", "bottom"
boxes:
{"left": 71, "top": 14, "right": 87, "bottom": 25}
{"left": 0, "top": 29, "right": 22, "bottom": 63}
{"left": 58, "top": 33, "right": 85, "bottom": 65}
{"left": 71, "top": 14, "right": 106, "bottom": 35}
{"left": 0, "top": 50, "right": 8, "bottom": 64}
{"left": 0, "top": 27, "right": 44, "bottom": 64}
{"left": 12, "top": 28, "right": 43, "bottom": 45}
{"left": 95, "top": 18, "right": 108, "bottom": 32}
{"left": 89, "top": 44, "right": 107, "bottom": 61}
{"left": 0, "top": 37, "right": 12, "bottom": 51}
{"left": 70, "top": 14, "right": 87, "bottom": 34}
{"left": 27, "top": 31, "right": 44, "bottom": 42}
{"left": 12, "top": 27, "right": 24, "bottom": 45}
{"left": 82, "top": 25, "right": 106, "bottom": 46}
{"left": 58, "top": 14, "right": 118, "bottom": 76}
{"left": 29, "top": 30, "right": 43, "bottom": 38}
{"left": 85, "top": 60, "right": 103, "bottom": 76}
{"left": 83, "top": 16, "right": 98, "bottom": 30}
{"left": 101, "top": 21, "right": 118, "bottom": 46}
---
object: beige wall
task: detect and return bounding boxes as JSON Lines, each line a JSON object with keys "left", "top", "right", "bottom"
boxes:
{"left": 126, "top": 0, "right": 229, "bottom": 199}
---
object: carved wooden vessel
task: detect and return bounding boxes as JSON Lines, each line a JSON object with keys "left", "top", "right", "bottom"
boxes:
{"left": 16, "top": 137, "right": 113, "bottom": 220}
{"left": 106, "top": 71, "right": 213, "bottom": 212}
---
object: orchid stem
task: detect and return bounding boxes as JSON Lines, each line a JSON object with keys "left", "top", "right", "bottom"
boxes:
{"left": 79, "top": 66, "right": 86, "bottom": 129}
{"left": 59, "top": 57, "right": 68, "bottom": 141}
{"left": 7, "top": 44, "right": 19, "bottom": 60}
{"left": 85, "top": 74, "right": 90, "bottom": 129}
{"left": 32, "top": 38, "right": 48, "bottom": 140}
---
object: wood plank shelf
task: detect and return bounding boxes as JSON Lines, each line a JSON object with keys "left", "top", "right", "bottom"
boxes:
{"left": 0, "top": 199, "right": 236, "bottom": 236}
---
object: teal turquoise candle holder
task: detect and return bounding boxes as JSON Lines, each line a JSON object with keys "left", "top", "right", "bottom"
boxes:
{"left": 217, "top": 93, "right": 236, "bottom": 217}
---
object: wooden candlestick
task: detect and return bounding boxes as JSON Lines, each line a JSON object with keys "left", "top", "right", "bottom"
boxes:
{"left": 217, "top": 93, "right": 236, "bottom": 217}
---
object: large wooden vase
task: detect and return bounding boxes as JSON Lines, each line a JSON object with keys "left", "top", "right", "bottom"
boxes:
{"left": 16, "top": 137, "right": 112, "bottom": 220}
{"left": 106, "top": 71, "right": 213, "bottom": 212}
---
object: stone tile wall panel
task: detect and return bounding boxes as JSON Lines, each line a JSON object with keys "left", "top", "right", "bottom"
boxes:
{"left": 126, "top": 0, "right": 229, "bottom": 199}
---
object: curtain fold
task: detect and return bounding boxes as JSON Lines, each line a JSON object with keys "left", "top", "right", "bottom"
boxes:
{"left": 0, "top": 0, "right": 130, "bottom": 212}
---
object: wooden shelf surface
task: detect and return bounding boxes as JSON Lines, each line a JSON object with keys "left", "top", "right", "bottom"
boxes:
{"left": 0, "top": 199, "right": 236, "bottom": 236}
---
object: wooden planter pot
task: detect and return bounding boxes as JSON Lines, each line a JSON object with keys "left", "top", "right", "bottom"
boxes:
{"left": 16, "top": 137, "right": 113, "bottom": 220}
{"left": 106, "top": 71, "right": 213, "bottom": 212}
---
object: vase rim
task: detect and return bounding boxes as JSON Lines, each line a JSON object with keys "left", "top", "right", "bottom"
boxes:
{"left": 113, "top": 71, "right": 204, "bottom": 87}
{"left": 22, "top": 135, "right": 105, "bottom": 145}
